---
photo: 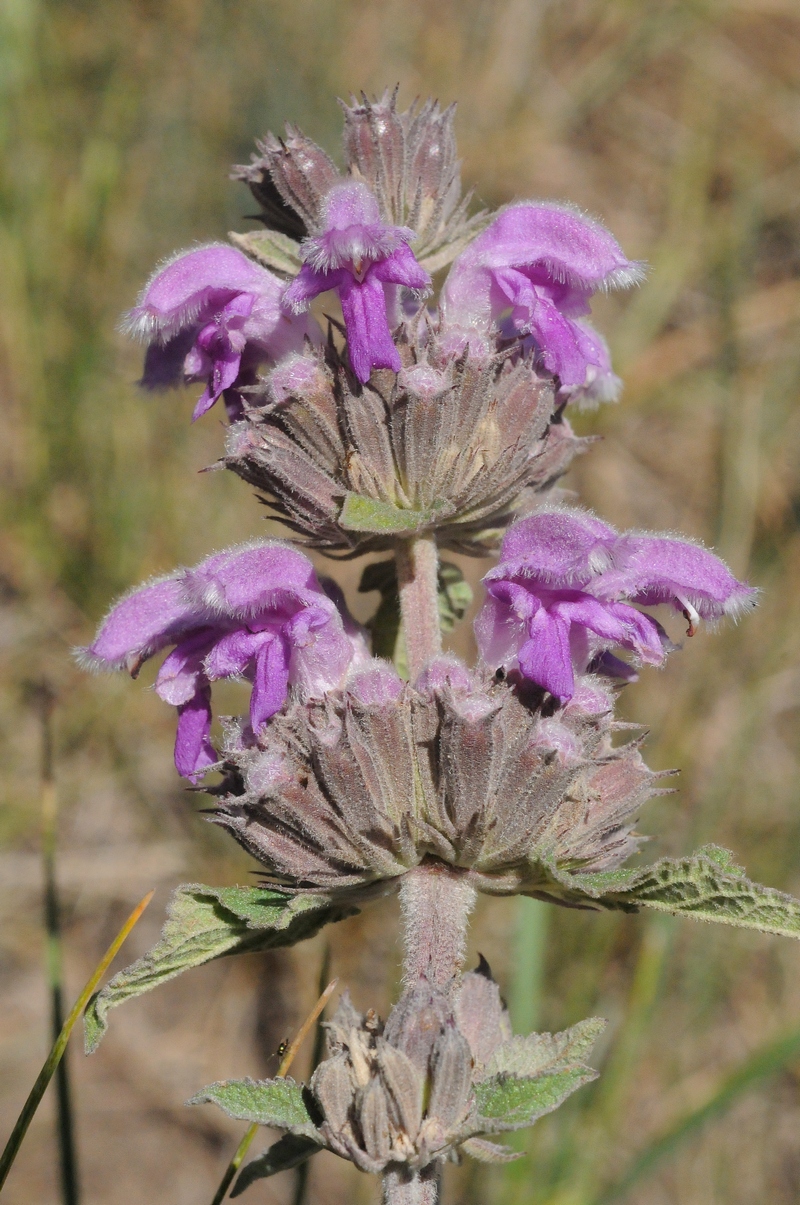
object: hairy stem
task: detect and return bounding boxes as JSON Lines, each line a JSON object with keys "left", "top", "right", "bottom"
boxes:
{"left": 399, "top": 863, "right": 476, "bottom": 988}
{"left": 396, "top": 535, "right": 441, "bottom": 681}
{"left": 391, "top": 544, "right": 458, "bottom": 1205}
{"left": 382, "top": 1166, "right": 438, "bottom": 1205}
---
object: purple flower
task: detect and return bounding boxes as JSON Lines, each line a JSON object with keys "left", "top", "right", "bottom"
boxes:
{"left": 440, "top": 203, "right": 645, "bottom": 404}
{"left": 476, "top": 509, "right": 757, "bottom": 703}
{"left": 124, "top": 245, "right": 320, "bottom": 421}
{"left": 79, "top": 542, "right": 368, "bottom": 779}
{"left": 283, "top": 181, "right": 431, "bottom": 383}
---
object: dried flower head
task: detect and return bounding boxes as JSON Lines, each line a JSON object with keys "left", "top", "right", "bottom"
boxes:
{"left": 193, "top": 964, "right": 603, "bottom": 1181}
{"left": 209, "top": 658, "right": 664, "bottom": 898}
{"left": 223, "top": 330, "right": 591, "bottom": 556}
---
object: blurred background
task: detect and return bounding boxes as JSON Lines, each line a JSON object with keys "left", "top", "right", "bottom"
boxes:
{"left": 2, "top": 0, "right": 800, "bottom": 1202}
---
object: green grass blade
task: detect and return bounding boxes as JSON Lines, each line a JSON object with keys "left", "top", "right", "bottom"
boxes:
{"left": 509, "top": 897, "right": 549, "bottom": 1036}
{"left": 209, "top": 975, "right": 338, "bottom": 1205}
{"left": 0, "top": 890, "right": 153, "bottom": 1193}
{"left": 592, "top": 1028, "right": 800, "bottom": 1205}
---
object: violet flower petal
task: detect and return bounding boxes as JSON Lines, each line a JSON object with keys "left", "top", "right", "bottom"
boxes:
{"left": 125, "top": 245, "right": 274, "bottom": 342}
{"left": 474, "top": 587, "right": 535, "bottom": 671}
{"left": 370, "top": 242, "right": 431, "bottom": 291}
{"left": 192, "top": 344, "right": 243, "bottom": 420}
{"left": 283, "top": 263, "right": 350, "bottom": 312}
{"left": 286, "top": 607, "right": 355, "bottom": 698}
{"left": 155, "top": 628, "right": 220, "bottom": 705}
{"left": 126, "top": 245, "right": 320, "bottom": 418}
{"left": 339, "top": 271, "right": 402, "bottom": 380}
{"left": 203, "top": 627, "right": 274, "bottom": 681}
{"left": 441, "top": 203, "right": 643, "bottom": 392}
{"left": 250, "top": 635, "right": 291, "bottom": 730}
{"left": 517, "top": 610, "right": 575, "bottom": 702}
{"left": 602, "top": 535, "right": 759, "bottom": 620}
{"left": 184, "top": 542, "right": 323, "bottom": 618}
{"left": 174, "top": 685, "right": 216, "bottom": 780}
{"left": 282, "top": 182, "right": 429, "bottom": 384}
{"left": 491, "top": 509, "right": 618, "bottom": 586}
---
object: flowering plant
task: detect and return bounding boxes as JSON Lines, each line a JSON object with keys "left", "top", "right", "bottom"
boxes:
{"left": 79, "top": 89, "right": 800, "bottom": 1205}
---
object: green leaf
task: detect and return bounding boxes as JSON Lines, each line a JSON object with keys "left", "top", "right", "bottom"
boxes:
{"left": 360, "top": 558, "right": 405, "bottom": 668}
{"left": 359, "top": 558, "right": 471, "bottom": 672}
{"left": 542, "top": 846, "right": 800, "bottom": 939}
{"left": 228, "top": 229, "right": 302, "bottom": 277}
{"left": 339, "top": 493, "right": 441, "bottom": 534}
{"left": 231, "top": 1135, "right": 322, "bottom": 1196}
{"left": 472, "top": 1012, "right": 602, "bottom": 1132}
{"left": 471, "top": 1015, "right": 604, "bottom": 1134}
{"left": 188, "top": 1077, "right": 320, "bottom": 1139}
{"left": 484, "top": 1018, "right": 606, "bottom": 1080}
{"left": 437, "top": 561, "right": 472, "bottom": 633}
{"left": 84, "top": 885, "right": 353, "bottom": 1053}
{"left": 474, "top": 1066, "right": 599, "bottom": 1132}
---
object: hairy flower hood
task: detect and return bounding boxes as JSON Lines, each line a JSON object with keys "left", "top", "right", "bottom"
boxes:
{"left": 476, "top": 507, "right": 758, "bottom": 702}
{"left": 78, "top": 541, "right": 369, "bottom": 779}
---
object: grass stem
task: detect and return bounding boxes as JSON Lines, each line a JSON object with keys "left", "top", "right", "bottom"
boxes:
{"left": 0, "top": 891, "right": 153, "bottom": 1194}
{"left": 210, "top": 974, "right": 339, "bottom": 1205}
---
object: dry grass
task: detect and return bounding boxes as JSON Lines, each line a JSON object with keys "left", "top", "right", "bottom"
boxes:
{"left": 1, "top": 1, "right": 800, "bottom": 1202}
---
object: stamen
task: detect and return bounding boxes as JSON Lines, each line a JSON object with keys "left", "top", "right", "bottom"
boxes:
{"left": 677, "top": 596, "right": 700, "bottom": 637}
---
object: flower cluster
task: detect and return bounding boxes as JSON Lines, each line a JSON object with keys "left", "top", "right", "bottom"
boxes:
{"left": 211, "top": 656, "right": 661, "bottom": 899}
{"left": 476, "top": 508, "right": 758, "bottom": 702}
{"left": 79, "top": 543, "right": 368, "bottom": 778}
{"left": 117, "top": 92, "right": 653, "bottom": 558}
{"left": 223, "top": 335, "right": 585, "bottom": 555}
{"left": 80, "top": 88, "right": 762, "bottom": 1200}
{"left": 194, "top": 963, "right": 603, "bottom": 1182}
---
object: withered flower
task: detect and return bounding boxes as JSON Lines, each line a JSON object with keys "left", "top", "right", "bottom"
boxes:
{"left": 210, "top": 658, "right": 664, "bottom": 901}
{"left": 224, "top": 330, "right": 590, "bottom": 556}
{"left": 193, "top": 964, "right": 604, "bottom": 1189}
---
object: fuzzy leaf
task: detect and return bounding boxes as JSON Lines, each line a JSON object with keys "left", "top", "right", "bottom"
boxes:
{"left": 460, "top": 1136, "right": 522, "bottom": 1164}
{"left": 84, "top": 885, "right": 353, "bottom": 1052}
{"left": 542, "top": 846, "right": 800, "bottom": 939}
{"left": 188, "top": 1077, "right": 320, "bottom": 1138}
{"left": 483, "top": 1017, "right": 606, "bottom": 1080}
{"left": 231, "top": 1135, "right": 322, "bottom": 1196}
{"left": 228, "top": 229, "right": 302, "bottom": 277}
{"left": 340, "top": 493, "right": 441, "bottom": 534}
{"left": 474, "top": 1065, "right": 598, "bottom": 1132}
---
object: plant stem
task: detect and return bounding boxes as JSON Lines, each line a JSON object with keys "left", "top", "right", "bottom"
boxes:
{"left": 509, "top": 896, "right": 549, "bottom": 1035}
{"left": 382, "top": 1167, "right": 439, "bottom": 1205}
{"left": 399, "top": 863, "right": 476, "bottom": 989}
{"left": 391, "top": 541, "right": 453, "bottom": 1205}
{"left": 396, "top": 534, "right": 441, "bottom": 680}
